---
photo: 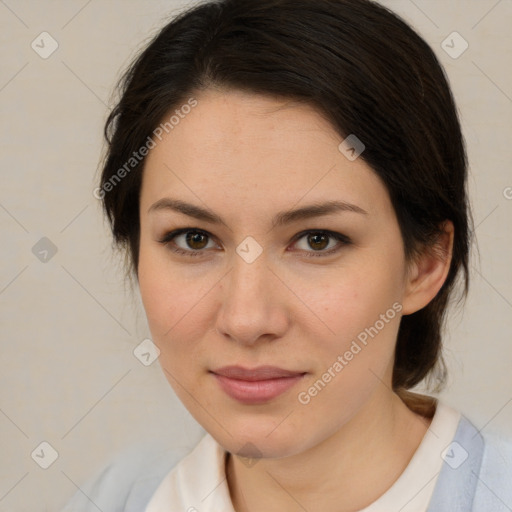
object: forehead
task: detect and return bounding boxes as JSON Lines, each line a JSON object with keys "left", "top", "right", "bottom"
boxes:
{"left": 140, "top": 88, "right": 392, "bottom": 222}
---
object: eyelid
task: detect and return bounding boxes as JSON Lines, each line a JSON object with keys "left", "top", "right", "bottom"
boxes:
{"left": 158, "top": 227, "right": 351, "bottom": 258}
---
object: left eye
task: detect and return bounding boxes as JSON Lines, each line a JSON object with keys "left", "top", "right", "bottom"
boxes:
{"left": 291, "top": 230, "right": 351, "bottom": 257}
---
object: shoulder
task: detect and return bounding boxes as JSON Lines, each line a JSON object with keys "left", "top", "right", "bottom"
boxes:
{"left": 59, "top": 439, "right": 192, "bottom": 512}
{"left": 474, "top": 428, "right": 512, "bottom": 510}
{"left": 425, "top": 404, "right": 512, "bottom": 511}
{"left": 481, "top": 429, "right": 512, "bottom": 469}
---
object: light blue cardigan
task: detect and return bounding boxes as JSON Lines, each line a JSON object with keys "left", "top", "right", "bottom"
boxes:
{"left": 61, "top": 415, "right": 512, "bottom": 511}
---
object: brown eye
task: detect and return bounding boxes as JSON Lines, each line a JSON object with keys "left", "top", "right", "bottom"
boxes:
{"left": 307, "top": 233, "right": 329, "bottom": 251}
{"left": 185, "top": 231, "right": 209, "bottom": 250}
{"left": 158, "top": 228, "right": 217, "bottom": 257}
{"left": 292, "top": 230, "right": 351, "bottom": 258}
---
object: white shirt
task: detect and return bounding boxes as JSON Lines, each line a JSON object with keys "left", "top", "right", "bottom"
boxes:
{"left": 144, "top": 401, "right": 461, "bottom": 512}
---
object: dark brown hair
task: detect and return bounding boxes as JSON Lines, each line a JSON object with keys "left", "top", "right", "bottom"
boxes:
{"left": 99, "top": 0, "right": 473, "bottom": 411}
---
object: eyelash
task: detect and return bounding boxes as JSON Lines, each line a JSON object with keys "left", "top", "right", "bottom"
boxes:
{"left": 157, "top": 228, "right": 351, "bottom": 258}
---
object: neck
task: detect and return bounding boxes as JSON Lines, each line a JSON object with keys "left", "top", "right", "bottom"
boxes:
{"left": 226, "top": 389, "right": 434, "bottom": 512}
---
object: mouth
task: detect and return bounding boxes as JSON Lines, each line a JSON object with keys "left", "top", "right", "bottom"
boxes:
{"left": 210, "top": 365, "right": 307, "bottom": 405}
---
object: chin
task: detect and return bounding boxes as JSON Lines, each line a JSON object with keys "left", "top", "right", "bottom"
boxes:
{"left": 207, "top": 418, "right": 310, "bottom": 460}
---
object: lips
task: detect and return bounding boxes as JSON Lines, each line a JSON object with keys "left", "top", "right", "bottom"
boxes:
{"left": 212, "top": 365, "right": 305, "bottom": 380}
{"left": 210, "top": 365, "right": 306, "bottom": 404}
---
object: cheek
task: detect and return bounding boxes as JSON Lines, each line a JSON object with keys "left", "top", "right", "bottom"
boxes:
{"left": 296, "top": 262, "right": 402, "bottom": 334}
{"left": 292, "top": 272, "right": 403, "bottom": 420}
{"left": 138, "top": 268, "right": 202, "bottom": 395}
{"left": 288, "top": 252, "right": 405, "bottom": 378}
{"left": 138, "top": 246, "right": 169, "bottom": 335}
{"left": 137, "top": 243, "right": 217, "bottom": 368}
{"left": 138, "top": 245, "right": 191, "bottom": 345}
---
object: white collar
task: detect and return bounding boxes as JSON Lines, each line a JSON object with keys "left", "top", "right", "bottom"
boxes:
{"left": 144, "top": 432, "right": 235, "bottom": 511}
{"left": 144, "top": 401, "right": 461, "bottom": 511}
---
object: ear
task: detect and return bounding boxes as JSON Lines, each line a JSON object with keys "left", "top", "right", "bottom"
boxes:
{"left": 401, "top": 220, "right": 454, "bottom": 315}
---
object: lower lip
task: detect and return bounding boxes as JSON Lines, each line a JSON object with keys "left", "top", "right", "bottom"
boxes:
{"left": 212, "top": 373, "right": 306, "bottom": 404}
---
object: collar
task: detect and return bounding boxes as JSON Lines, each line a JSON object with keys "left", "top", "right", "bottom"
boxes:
{"left": 140, "top": 403, "right": 485, "bottom": 512}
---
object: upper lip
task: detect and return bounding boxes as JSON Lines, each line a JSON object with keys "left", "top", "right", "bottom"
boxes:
{"left": 211, "top": 365, "right": 306, "bottom": 381}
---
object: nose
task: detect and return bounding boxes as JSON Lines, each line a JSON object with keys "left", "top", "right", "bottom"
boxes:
{"left": 214, "top": 251, "right": 290, "bottom": 346}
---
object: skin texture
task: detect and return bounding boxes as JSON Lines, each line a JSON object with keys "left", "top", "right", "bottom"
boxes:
{"left": 138, "top": 88, "right": 454, "bottom": 511}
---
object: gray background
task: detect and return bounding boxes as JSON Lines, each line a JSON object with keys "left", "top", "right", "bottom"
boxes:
{"left": 0, "top": 1, "right": 511, "bottom": 510}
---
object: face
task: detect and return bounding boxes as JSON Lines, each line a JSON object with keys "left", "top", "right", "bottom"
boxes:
{"left": 138, "top": 88, "right": 411, "bottom": 458}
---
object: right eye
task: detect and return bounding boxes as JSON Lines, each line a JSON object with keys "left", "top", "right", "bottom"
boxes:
{"left": 158, "top": 228, "right": 219, "bottom": 257}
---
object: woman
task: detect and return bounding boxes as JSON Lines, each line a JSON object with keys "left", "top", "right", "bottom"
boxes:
{"left": 62, "top": 0, "right": 512, "bottom": 510}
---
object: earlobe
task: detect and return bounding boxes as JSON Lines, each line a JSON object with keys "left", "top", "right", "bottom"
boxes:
{"left": 401, "top": 221, "right": 454, "bottom": 315}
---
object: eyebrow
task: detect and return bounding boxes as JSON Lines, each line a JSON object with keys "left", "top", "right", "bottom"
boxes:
{"left": 147, "top": 197, "right": 368, "bottom": 228}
